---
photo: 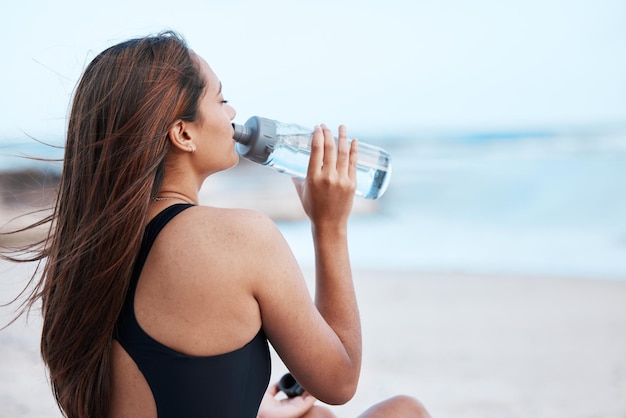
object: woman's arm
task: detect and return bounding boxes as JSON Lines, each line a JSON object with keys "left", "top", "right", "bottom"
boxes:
{"left": 252, "top": 125, "right": 361, "bottom": 405}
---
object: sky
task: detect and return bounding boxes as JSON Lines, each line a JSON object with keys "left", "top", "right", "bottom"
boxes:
{"left": 1, "top": 0, "right": 625, "bottom": 144}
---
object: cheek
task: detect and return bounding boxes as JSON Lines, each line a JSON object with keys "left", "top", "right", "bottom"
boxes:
{"left": 221, "top": 116, "right": 235, "bottom": 140}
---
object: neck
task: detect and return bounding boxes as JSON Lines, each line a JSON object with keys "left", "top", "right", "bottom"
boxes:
{"left": 157, "top": 152, "right": 208, "bottom": 205}
{"left": 152, "top": 191, "right": 197, "bottom": 205}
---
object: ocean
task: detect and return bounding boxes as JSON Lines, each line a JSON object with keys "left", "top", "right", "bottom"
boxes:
{"left": 278, "top": 128, "right": 626, "bottom": 280}
{"left": 2, "top": 128, "right": 626, "bottom": 280}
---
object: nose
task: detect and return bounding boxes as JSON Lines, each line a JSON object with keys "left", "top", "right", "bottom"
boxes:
{"left": 228, "top": 103, "right": 237, "bottom": 121}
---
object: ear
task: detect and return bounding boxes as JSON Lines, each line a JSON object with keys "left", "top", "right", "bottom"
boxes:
{"left": 167, "top": 120, "right": 196, "bottom": 154}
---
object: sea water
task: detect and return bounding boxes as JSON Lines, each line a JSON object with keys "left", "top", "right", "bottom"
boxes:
{"left": 276, "top": 128, "right": 626, "bottom": 280}
{"left": 3, "top": 128, "right": 626, "bottom": 280}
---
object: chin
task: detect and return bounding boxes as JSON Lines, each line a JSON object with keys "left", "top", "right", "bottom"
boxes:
{"left": 225, "top": 153, "right": 240, "bottom": 171}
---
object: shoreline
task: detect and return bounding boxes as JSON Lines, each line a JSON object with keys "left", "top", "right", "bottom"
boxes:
{"left": 1, "top": 264, "right": 625, "bottom": 417}
{"left": 0, "top": 161, "right": 379, "bottom": 247}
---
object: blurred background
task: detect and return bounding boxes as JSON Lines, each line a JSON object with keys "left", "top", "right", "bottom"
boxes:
{"left": 1, "top": 0, "right": 625, "bottom": 278}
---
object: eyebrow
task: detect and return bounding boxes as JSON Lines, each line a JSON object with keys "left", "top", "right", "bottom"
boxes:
{"left": 217, "top": 82, "right": 222, "bottom": 96}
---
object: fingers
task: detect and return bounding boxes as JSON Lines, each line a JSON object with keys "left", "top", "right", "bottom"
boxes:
{"left": 307, "top": 125, "right": 324, "bottom": 176}
{"left": 348, "top": 137, "right": 358, "bottom": 179}
{"left": 321, "top": 124, "right": 336, "bottom": 172}
{"left": 308, "top": 124, "right": 354, "bottom": 175}
{"left": 300, "top": 123, "right": 357, "bottom": 224}
{"left": 292, "top": 177, "right": 304, "bottom": 194}
{"left": 335, "top": 125, "right": 350, "bottom": 175}
{"left": 282, "top": 392, "right": 317, "bottom": 414}
{"left": 266, "top": 383, "right": 280, "bottom": 396}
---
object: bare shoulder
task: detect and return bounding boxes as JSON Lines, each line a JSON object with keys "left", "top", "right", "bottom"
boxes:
{"left": 168, "top": 206, "right": 290, "bottom": 264}
{"left": 181, "top": 205, "right": 279, "bottom": 240}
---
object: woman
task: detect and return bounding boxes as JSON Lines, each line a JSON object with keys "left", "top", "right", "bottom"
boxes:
{"left": 5, "top": 32, "right": 430, "bottom": 417}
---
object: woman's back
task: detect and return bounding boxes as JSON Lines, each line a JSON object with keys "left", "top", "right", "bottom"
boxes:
{"left": 110, "top": 204, "right": 273, "bottom": 417}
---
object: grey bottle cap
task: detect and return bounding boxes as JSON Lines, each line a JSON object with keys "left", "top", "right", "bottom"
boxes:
{"left": 232, "top": 116, "right": 277, "bottom": 164}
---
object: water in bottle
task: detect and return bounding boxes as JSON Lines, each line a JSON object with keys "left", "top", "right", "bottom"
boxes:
{"left": 232, "top": 116, "right": 391, "bottom": 200}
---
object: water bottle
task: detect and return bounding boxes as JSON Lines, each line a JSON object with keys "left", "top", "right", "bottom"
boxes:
{"left": 232, "top": 116, "right": 392, "bottom": 200}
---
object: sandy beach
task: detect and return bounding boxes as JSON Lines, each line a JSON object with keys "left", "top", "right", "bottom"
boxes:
{"left": 1, "top": 260, "right": 625, "bottom": 418}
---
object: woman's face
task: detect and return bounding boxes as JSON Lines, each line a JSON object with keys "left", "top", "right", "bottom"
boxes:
{"left": 186, "top": 54, "right": 239, "bottom": 176}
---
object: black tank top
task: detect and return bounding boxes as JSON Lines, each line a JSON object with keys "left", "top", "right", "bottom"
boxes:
{"left": 115, "top": 204, "right": 271, "bottom": 417}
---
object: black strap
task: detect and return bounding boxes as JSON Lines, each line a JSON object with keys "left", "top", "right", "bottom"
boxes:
{"left": 130, "top": 203, "right": 195, "bottom": 290}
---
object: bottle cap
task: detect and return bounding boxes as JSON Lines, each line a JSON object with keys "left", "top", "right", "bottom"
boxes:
{"left": 232, "top": 116, "right": 277, "bottom": 164}
{"left": 278, "top": 373, "right": 305, "bottom": 398}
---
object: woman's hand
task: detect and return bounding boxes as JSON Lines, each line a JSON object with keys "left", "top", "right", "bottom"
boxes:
{"left": 257, "top": 383, "right": 317, "bottom": 418}
{"left": 293, "top": 124, "right": 358, "bottom": 231}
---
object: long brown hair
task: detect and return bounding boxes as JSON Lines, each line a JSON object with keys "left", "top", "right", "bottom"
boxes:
{"left": 2, "top": 31, "right": 205, "bottom": 418}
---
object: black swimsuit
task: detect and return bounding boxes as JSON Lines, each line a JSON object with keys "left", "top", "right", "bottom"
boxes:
{"left": 115, "top": 204, "right": 271, "bottom": 417}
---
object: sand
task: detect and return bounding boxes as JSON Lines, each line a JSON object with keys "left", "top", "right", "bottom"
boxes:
{"left": 331, "top": 271, "right": 626, "bottom": 417}
{"left": 1, "top": 260, "right": 625, "bottom": 418}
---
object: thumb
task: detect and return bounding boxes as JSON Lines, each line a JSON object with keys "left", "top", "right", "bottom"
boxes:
{"left": 266, "top": 383, "right": 279, "bottom": 397}
{"left": 292, "top": 177, "right": 304, "bottom": 195}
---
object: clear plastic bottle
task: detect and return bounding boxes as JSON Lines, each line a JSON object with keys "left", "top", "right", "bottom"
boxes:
{"left": 232, "top": 116, "right": 392, "bottom": 200}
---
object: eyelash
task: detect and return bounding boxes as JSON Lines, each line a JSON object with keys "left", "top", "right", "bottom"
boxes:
{"left": 222, "top": 100, "right": 229, "bottom": 104}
